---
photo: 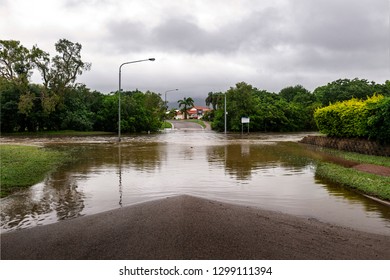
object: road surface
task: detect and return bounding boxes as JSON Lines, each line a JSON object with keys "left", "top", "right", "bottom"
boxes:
{"left": 2, "top": 195, "right": 389, "bottom": 260}
{"left": 168, "top": 120, "right": 207, "bottom": 130}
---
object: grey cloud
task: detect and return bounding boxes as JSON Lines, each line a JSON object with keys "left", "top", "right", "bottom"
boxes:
{"left": 104, "top": 7, "right": 285, "bottom": 55}
{"left": 290, "top": 0, "right": 389, "bottom": 52}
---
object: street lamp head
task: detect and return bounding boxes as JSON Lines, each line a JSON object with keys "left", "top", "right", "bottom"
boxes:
{"left": 149, "top": 58, "right": 156, "bottom": 61}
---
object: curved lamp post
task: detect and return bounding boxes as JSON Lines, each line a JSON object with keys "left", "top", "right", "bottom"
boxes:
{"left": 118, "top": 58, "right": 155, "bottom": 142}
{"left": 164, "top": 88, "right": 179, "bottom": 111}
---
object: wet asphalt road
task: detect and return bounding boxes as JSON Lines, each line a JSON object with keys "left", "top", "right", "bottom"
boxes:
{"left": 168, "top": 120, "right": 206, "bottom": 130}
{"left": 2, "top": 195, "right": 390, "bottom": 260}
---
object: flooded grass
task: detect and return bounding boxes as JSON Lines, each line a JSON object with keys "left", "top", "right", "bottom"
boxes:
{"left": 318, "top": 148, "right": 390, "bottom": 167}
{"left": 0, "top": 145, "right": 69, "bottom": 197}
{"left": 315, "top": 162, "right": 390, "bottom": 201}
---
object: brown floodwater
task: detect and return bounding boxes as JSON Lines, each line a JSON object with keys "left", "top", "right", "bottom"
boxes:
{"left": 1, "top": 131, "right": 389, "bottom": 235}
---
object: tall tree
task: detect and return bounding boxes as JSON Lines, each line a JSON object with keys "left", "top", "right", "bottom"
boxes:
{"left": 177, "top": 97, "right": 194, "bottom": 119}
{"left": 32, "top": 39, "right": 91, "bottom": 113}
{"left": 0, "top": 40, "right": 33, "bottom": 82}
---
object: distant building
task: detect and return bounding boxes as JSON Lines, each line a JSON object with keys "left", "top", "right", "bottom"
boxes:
{"left": 175, "top": 106, "right": 211, "bottom": 119}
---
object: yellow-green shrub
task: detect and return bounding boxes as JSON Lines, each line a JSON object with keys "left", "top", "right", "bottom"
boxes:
{"left": 314, "top": 95, "right": 384, "bottom": 138}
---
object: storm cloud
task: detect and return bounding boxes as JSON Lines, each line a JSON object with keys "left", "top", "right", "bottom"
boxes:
{"left": 1, "top": 0, "right": 389, "bottom": 97}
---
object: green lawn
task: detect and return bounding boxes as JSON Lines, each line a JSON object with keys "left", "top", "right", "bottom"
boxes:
{"left": 0, "top": 145, "right": 68, "bottom": 197}
{"left": 319, "top": 148, "right": 390, "bottom": 167}
{"left": 2, "top": 130, "right": 115, "bottom": 137}
{"left": 314, "top": 149, "right": 390, "bottom": 201}
{"left": 161, "top": 121, "right": 173, "bottom": 129}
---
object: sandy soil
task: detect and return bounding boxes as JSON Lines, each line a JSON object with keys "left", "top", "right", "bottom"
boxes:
{"left": 1, "top": 195, "right": 389, "bottom": 260}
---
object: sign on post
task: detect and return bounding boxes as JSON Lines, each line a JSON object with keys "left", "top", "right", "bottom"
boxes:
{"left": 241, "top": 117, "right": 250, "bottom": 134}
{"left": 241, "top": 117, "right": 250, "bottom": 124}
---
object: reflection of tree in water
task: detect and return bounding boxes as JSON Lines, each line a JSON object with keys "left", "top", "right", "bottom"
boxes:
{"left": 207, "top": 142, "right": 313, "bottom": 181}
{"left": 1, "top": 142, "right": 166, "bottom": 231}
{"left": 44, "top": 172, "right": 85, "bottom": 220}
{"left": 121, "top": 143, "right": 167, "bottom": 172}
{"left": 0, "top": 170, "right": 86, "bottom": 231}
{"left": 61, "top": 143, "right": 165, "bottom": 171}
{"left": 315, "top": 175, "right": 390, "bottom": 224}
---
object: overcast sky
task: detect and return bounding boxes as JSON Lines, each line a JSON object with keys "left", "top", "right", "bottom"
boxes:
{"left": 1, "top": 0, "right": 389, "bottom": 102}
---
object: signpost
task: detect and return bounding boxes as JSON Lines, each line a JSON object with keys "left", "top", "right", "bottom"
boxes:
{"left": 241, "top": 117, "right": 250, "bottom": 134}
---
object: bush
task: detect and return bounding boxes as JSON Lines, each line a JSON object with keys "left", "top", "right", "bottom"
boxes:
{"left": 367, "top": 97, "right": 390, "bottom": 143}
{"left": 314, "top": 95, "right": 389, "bottom": 142}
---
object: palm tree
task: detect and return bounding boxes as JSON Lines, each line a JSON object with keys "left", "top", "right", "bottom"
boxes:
{"left": 205, "top": 91, "right": 222, "bottom": 110}
{"left": 177, "top": 97, "right": 194, "bottom": 119}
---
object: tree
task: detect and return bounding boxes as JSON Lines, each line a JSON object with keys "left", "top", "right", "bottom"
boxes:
{"left": 31, "top": 39, "right": 91, "bottom": 113}
{"left": 49, "top": 39, "right": 91, "bottom": 89}
{"left": 205, "top": 91, "right": 223, "bottom": 110}
{"left": 0, "top": 40, "right": 34, "bottom": 83}
{"left": 279, "top": 85, "right": 312, "bottom": 103}
{"left": 177, "top": 97, "right": 194, "bottom": 119}
{"left": 313, "top": 78, "right": 378, "bottom": 106}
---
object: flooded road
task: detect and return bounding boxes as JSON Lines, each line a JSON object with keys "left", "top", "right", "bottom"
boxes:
{"left": 1, "top": 131, "right": 389, "bottom": 235}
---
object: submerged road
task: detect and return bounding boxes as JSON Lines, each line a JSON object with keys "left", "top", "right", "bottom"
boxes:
{"left": 2, "top": 195, "right": 389, "bottom": 260}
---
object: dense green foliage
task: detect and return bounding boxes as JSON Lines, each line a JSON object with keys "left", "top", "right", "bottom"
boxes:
{"left": 313, "top": 78, "right": 390, "bottom": 106}
{"left": 366, "top": 97, "right": 390, "bottom": 143}
{"left": 209, "top": 82, "right": 319, "bottom": 132}
{"left": 314, "top": 95, "right": 390, "bottom": 143}
{"left": 0, "top": 39, "right": 165, "bottom": 133}
{"left": 0, "top": 145, "right": 68, "bottom": 197}
{"left": 207, "top": 79, "right": 389, "bottom": 134}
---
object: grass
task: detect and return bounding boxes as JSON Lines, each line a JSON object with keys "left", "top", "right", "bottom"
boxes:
{"left": 0, "top": 145, "right": 69, "bottom": 197}
{"left": 302, "top": 145, "right": 390, "bottom": 201}
{"left": 161, "top": 121, "right": 173, "bottom": 129}
{"left": 316, "top": 162, "right": 390, "bottom": 201}
{"left": 320, "top": 148, "right": 390, "bottom": 167}
{"left": 2, "top": 130, "right": 115, "bottom": 137}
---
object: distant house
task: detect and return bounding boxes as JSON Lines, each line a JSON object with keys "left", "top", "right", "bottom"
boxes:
{"left": 174, "top": 106, "right": 211, "bottom": 120}
{"left": 174, "top": 110, "right": 184, "bottom": 120}
{"left": 187, "top": 106, "right": 211, "bottom": 119}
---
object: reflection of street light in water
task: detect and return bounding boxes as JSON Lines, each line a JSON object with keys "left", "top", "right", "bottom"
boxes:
{"left": 118, "top": 144, "right": 122, "bottom": 207}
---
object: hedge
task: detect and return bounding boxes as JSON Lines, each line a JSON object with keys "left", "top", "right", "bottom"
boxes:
{"left": 314, "top": 95, "right": 390, "bottom": 143}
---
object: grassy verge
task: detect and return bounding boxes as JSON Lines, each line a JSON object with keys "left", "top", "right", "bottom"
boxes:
{"left": 161, "top": 121, "right": 173, "bottom": 129}
{"left": 2, "top": 130, "right": 115, "bottom": 137}
{"left": 316, "top": 162, "right": 390, "bottom": 201}
{"left": 0, "top": 145, "right": 69, "bottom": 197}
{"left": 319, "top": 148, "right": 390, "bottom": 167}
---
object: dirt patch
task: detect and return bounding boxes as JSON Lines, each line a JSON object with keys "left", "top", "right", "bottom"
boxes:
{"left": 353, "top": 164, "right": 390, "bottom": 177}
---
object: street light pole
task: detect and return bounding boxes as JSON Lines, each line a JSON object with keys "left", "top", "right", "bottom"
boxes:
{"left": 118, "top": 58, "right": 155, "bottom": 142}
{"left": 164, "top": 88, "right": 179, "bottom": 111}
{"left": 224, "top": 92, "right": 227, "bottom": 134}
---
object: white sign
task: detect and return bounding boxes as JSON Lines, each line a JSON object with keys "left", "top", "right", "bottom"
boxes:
{"left": 241, "top": 117, "right": 250, "bottom": 124}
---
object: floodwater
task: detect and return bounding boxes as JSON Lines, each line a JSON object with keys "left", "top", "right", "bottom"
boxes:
{"left": 1, "top": 131, "right": 390, "bottom": 235}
